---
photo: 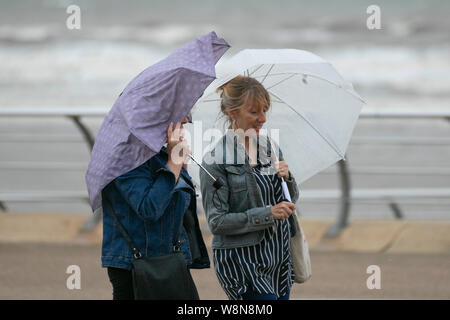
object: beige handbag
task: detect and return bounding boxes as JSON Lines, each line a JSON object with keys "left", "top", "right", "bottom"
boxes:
{"left": 290, "top": 210, "right": 312, "bottom": 283}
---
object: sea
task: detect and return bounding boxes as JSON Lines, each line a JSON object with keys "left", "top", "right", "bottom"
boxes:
{"left": 0, "top": 0, "right": 449, "bottom": 220}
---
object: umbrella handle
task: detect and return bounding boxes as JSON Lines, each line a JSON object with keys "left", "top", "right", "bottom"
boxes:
{"left": 280, "top": 178, "right": 292, "bottom": 202}
{"left": 268, "top": 139, "right": 292, "bottom": 202}
{"left": 188, "top": 154, "right": 223, "bottom": 189}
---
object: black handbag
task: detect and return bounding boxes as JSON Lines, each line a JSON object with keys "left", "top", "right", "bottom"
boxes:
{"left": 105, "top": 200, "right": 199, "bottom": 300}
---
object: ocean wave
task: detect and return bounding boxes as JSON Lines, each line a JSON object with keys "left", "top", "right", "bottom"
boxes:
{"left": 0, "top": 25, "right": 57, "bottom": 43}
{"left": 319, "top": 46, "right": 450, "bottom": 96}
{"left": 0, "top": 23, "right": 213, "bottom": 45}
{"left": 0, "top": 35, "right": 448, "bottom": 98}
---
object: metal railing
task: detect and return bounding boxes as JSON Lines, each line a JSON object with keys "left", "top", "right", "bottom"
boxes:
{"left": 1, "top": 106, "right": 450, "bottom": 235}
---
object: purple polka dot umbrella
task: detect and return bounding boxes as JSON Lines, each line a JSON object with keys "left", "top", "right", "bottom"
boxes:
{"left": 85, "top": 31, "right": 230, "bottom": 212}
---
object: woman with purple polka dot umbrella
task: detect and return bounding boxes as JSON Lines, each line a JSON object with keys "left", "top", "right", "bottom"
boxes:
{"left": 85, "top": 31, "right": 229, "bottom": 299}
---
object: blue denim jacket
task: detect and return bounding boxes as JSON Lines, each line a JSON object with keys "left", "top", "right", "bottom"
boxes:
{"left": 101, "top": 146, "right": 210, "bottom": 271}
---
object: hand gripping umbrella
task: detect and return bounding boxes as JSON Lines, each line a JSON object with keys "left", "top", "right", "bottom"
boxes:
{"left": 85, "top": 31, "right": 229, "bottom": 212}
{"left": 191, "top": 49, "right": 365, "bottom": 201}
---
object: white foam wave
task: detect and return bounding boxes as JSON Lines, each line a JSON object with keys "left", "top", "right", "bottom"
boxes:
{"left": 319, "top": 46, "right": 450, "bottom": 96}
{"left": 0, "top": 25, "right": 56, "bottom": 42}
{"left": 0, "top": 23, "right": 212, "bottom": 45}
{"left": 0, "top": 39, "right": 448, "bottom": 103}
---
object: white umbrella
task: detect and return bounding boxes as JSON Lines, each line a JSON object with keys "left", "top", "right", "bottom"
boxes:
{"left": 187, "top": 49, "right": 365, "bottom": 193}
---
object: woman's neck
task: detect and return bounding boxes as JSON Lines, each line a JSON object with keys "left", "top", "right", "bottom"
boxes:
{"left": 230, "top": 125, "right": 259, "bottom": 165}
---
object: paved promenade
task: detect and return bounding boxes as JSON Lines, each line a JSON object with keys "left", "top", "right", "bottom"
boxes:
{"left": 0, "top": 213, "right": 449, "bottom": 299}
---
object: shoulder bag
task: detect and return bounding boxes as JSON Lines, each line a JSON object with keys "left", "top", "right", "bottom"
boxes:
{"left": 290, "top": 209, "right": 312, "bottom": 283}
{"left": 104, "top": 199, "right": 199, "bottom": 300}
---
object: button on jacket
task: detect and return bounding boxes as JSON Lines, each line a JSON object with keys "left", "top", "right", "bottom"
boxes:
{"left": 200, "top": 130, "right": 300, "bottom": 249}
{"left": 101, "top": 146, "right": 210, "bottom": 270}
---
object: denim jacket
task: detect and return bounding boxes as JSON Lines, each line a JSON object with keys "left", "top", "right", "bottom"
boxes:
{"left": 200, "top": 130, "right": 300, "bottom": 249}
{"left": 101, "top": 146, "right": 210, "bottom": 270}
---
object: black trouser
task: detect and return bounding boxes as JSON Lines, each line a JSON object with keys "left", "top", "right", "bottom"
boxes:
{"left": 107, "top": 267, "right": 134, "bottom": 300}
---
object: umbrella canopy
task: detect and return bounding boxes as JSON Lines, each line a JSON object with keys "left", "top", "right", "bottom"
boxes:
{"left": 189, "top": 48, "right": 364, "bottom": 187}
{"left": 86, "top": 31, "right": 230, "bottom": 212}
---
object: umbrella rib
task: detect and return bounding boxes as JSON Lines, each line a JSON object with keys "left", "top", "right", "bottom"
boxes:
{"left": 249, "top": 64, "right": 264, "bottom": 76}
{"left": 270, "top": 98, "right": 284, "bottom": 103}
{"left": 266, "top": 74, "right": 297, "bottom": 90}
{"left": 201, "top": 98, "right": 222, "bottom": 102}
{"left": 260, "top": 64, "right": 274, "bottom": 84}
{"left": 268, "top": 90, "right": 345, "bottom": 159}
{"left": 253, "top": 72, "right": 365, "bottom": 103}
{"left": 254, "top": 72, "right": 296, "bottom": 78}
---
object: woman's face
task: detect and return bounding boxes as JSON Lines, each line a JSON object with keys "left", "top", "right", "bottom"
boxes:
{"left": 229, "top": 100, "right": 268, "bottom": 135}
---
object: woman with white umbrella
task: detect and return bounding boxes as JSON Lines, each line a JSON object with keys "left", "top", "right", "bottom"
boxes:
{"left": 199, "top": 75, "right": 299, "bottom": 300}
{"left": 196, "top": 48, "right": 362, "bottom": 300}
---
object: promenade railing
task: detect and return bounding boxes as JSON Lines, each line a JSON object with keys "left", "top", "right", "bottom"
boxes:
{"left": 1, "top": 106, "right": 449, "bottom": 236}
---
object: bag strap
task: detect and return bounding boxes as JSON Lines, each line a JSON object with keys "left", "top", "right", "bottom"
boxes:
{"left": 104, "top": 198, "right": 143, "bottom": 259}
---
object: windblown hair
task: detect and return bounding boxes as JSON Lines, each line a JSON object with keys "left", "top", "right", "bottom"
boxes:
{"left": 216, "top": 75, "right": 270, "bottom": 128}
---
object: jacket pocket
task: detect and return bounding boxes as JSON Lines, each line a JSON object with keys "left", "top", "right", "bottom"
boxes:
{"left": 224, "top": 165, "right": 247, "bottom": 192}
{"left": 224, "top": 165, "right": 249, "bottom": 212}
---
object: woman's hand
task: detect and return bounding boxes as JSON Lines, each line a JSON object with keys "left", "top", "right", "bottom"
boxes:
{"left": 274, "top": 160, "right": 290, "bottom": 179}
{"left": 166, "top": 122, "right": 191, "bottom": 180}
{"left": 271, "top": 201, "right": 295, "bottom": 220}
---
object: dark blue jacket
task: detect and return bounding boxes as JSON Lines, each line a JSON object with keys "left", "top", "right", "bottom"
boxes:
{"left": 101, "top": 146, "right": 210, "bottom": 270}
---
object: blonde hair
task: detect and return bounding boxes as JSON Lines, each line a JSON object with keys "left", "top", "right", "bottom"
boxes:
{"left": 216, "top": 75, "right": 270, "bottom": 128}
